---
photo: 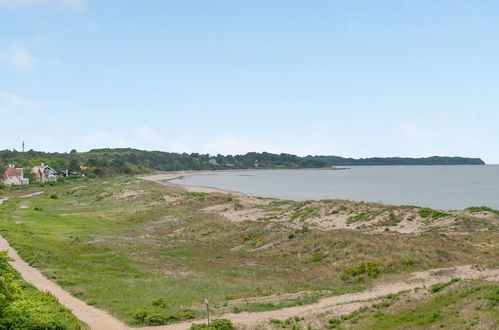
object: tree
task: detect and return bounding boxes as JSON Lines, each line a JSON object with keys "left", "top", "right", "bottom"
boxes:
{"left": 69, "top": 159, "right": 80, "bottom": 172}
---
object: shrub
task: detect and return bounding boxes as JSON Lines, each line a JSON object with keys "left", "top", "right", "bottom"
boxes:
{"left": 151, "top": 297, "right": 169, "bottom": 308}
{"left": 309, "top": 252, "right": 326, "bottom": 262}
{"left": 190, "top": 318, "right": 234, "bottom": 330}
{"left": 131, "top": 309, "right": 195, "bottom": 326}
{"left": 401, "top": 258, "right": 415, "bottom": 266}
{"left": 50, "top": 194, "right": 59, "bottom": 199}
{"left": 0, "top": 182, "right": 8, "bottom": 190}
{"left": 341, "top": 261, "right": 383, "bottom": 281}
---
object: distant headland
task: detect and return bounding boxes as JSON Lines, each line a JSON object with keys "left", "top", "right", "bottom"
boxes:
{"left": 305, "top": 155, "right": 486, "bottom": 166}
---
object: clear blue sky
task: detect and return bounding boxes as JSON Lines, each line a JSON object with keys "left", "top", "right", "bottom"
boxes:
{"left": 1, "top": 1, "right": 498, "bottom": 163}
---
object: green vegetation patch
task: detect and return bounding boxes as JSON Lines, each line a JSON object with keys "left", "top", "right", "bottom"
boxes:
{"left": 418, "top": 208, "right": 450, "bottom": 220}
{"left": 346, "top": 208, "right": 390, "bottom": 224}
{"left": 341, "top": 262, "right": 384, "bottom": 282}
{"left": 0, "top": 251, "right": 84, "bottom": 329}
{"left": 190, "top": 318, "right": 234, "bottom": 330}
{"left": 431, "top": 278, "right": 461, "bottom": 293}
{"left": 232, "top": 295, "right": 318, "bottom": 313}
{"left": 467, "top": 206, "right": 499, "bottom": 216}
{"left": 269, "top": 316, "right": 304, "bottom": 328}
{"left": 290, "top": 202, "right": 319, "bottom": 222}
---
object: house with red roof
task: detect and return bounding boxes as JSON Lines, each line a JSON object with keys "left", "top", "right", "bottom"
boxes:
{"left": 2, "top": 165, "right": 29, "bottom": 186}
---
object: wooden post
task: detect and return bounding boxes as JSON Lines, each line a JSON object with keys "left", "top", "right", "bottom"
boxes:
{"left": 204, "top": 297, "right": 210, "bottom": 325}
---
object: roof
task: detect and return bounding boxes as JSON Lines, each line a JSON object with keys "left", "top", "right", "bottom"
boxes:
{"left": 33, "top": 165, "right": 56, "bottom": 171}
{"left": 3, "top": 167, "right": 23, "bottom": 179}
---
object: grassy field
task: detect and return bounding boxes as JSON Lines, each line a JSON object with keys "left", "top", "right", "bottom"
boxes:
{"left": 0, "top": 176, "right": 498, "bottom": 326}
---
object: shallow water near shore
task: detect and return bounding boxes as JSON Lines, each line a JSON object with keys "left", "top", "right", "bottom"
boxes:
{"left": 171, "top": 165, "right": 499, "bottom": 210}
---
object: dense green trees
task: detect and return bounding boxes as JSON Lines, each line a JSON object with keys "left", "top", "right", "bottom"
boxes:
{"left": 305, "top": 155, "right": 485, "bottom": 166}
{"left": 0, "top": 148, "right": 327, "bottom": 178}
{"left": 1, "top": 149, "right": 485, "bottom": 180}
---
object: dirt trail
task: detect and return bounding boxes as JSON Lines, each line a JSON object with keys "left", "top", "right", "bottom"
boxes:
{"left": 1, "top": 195, "right": 498, "bottom": 329}
{"left": 0, "top": 196, "right": 128, "bottom": 330}
{"left": 150, "top": 265, "right": 499, "bottom": 329}
{"left": 0, "top": 235, "right": 128, "bottom": 330}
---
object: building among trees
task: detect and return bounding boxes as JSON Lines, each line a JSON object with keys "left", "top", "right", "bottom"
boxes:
{"left": 31, "top": 163, "right": 58, "bottom": 183}
{"left": 2, "top": 165, "right": 29, "bottom": 185}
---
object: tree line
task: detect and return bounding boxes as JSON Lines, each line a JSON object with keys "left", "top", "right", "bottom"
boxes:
{"left": 305, "top": 155, "right": 485, "bottom": 166}
{"left": 0, "top": 148, "right": 327, "bottom": 178}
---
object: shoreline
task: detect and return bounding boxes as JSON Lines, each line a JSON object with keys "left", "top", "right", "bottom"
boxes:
{"left": 140, "top": 167, "right": 346, "bottom": 197}
{"left": 140, "top": 167, "right": 499, "bottom": 211}
{"left": 139, "top": 171, "right": 248, "bottom": 196}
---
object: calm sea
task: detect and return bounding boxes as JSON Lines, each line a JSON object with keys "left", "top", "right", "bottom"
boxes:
{"left": 170, "top": 165, "right": 499, "bottom": 210}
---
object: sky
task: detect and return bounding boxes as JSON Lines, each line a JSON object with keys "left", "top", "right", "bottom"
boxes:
{"left": 1, "top": 0, "right": 498, "bottom": 163}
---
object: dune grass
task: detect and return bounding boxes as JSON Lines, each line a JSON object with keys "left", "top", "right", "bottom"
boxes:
{"left": 0, "top": 176, "right": 498, "bottom": 326}
{"left": 325, "top": 280, "right": 499, "bottom": 329}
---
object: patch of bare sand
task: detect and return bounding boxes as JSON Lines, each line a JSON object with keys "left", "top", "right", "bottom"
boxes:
{"left": 114, "top": 189, "right": 145, "bottom": 199}
{"left": 20, "top": 191, "right": 45, "bottom": 198}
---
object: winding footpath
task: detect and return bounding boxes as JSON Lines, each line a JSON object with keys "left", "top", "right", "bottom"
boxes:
{"left": 1, "top": 195, "right": 498, "bottom": 329}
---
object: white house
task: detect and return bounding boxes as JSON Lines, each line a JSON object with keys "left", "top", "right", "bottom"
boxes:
{"left": 2, "top": 165, "right": 29, "bottom": 185}
{"left": 31, "top": 163, "right": 58, "bottom": 183}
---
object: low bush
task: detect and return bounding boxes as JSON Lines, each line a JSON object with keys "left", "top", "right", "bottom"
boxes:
{"left": 309, "top": 252, "right": 326, "bottom": 262}
{"left": 190, "top": 318, "right": 234, "bottom": 330}
{"left": 151, "top": 297, "right": 169, "bottom": 308}
{"left": 131, "top": 309, "right": 196, "bottom": 326}
{"left": 341, "top": 261, "right": 383, "bottom": 281}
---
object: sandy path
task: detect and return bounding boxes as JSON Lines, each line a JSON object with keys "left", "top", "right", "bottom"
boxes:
{"left": 0, "top": 196, "right": 128, "bottom": 330}
{"left": 150, "top": 265, "right": 499, "bottom": 329}
{"left": 0, "top": 235, "right": 128, "bottom": 330}
{"left": 19, "top": 191, "right": 45, "bottom": 198}
{"left": 1, "top": 196, "right": 498, "bottom": 329}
